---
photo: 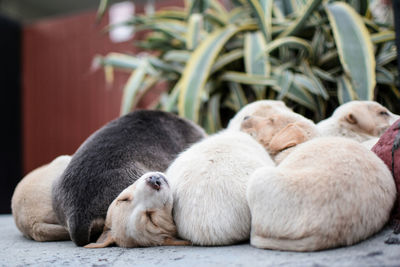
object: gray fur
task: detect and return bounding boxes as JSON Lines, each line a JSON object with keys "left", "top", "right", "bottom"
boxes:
{"left": 52, "top": 110, "right": 205, "bottom": 246}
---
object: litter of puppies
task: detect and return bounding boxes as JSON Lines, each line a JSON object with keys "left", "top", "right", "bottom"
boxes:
{"left": 11, "top": 100, "right": 400, "bottom": 251}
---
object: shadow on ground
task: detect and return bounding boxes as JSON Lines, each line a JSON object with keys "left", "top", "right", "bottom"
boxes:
{"left": 1, "top": 215, "right": 399, "bottom": 267}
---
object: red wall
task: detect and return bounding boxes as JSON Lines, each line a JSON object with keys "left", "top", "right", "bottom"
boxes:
{"left": 22, "top": 1, "right": 183, "bottom": 174}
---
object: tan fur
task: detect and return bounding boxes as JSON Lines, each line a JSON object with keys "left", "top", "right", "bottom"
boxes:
{"left": 317, "top": 101, "right": 399, "bottom": 142}
{"left": 227, "top": 100, "right": 295, "bottom": 131}
{"left": 85, "top": 172, "right": 190, "bottom": 248}
{"left": 11, "top": 155, "right": 71, "bottom": 241}
{"left": 247, "top": 137, "right": 396, "bottom": 251}
{"left": 240, "top": 113, "right": 319, "bottom": 160}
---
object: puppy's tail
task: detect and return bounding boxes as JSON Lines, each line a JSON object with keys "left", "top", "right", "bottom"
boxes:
{"left": 68, "top": 215, "right": 105, "bottom": 246}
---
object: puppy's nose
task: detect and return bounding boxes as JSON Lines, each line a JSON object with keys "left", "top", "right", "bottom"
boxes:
{"left": 148, "top": 175, "right": 162, "bottom": 190}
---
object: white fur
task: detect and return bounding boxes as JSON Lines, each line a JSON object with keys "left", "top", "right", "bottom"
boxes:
{"left": 362, "top": 137, "right": 379, "bottom": 150}
{"left": 247, "top": 137, "right": 396, "bottom": 251}
{"left": 227, "top": 100, "right": 295, "bottom": 131}
{"left": 167, "top": 131, "right": 275, "bottom": 245}
{"left": 317, "top": 101, "right": 399, "bottom": 142}
{"left": 11, "top": 155, "right": 71, "bottom": 241}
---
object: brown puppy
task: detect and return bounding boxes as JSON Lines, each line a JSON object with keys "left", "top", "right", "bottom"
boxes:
{"left": 240, "top": 113, "right": 319, "bottom": 163}
{"left": 85, "top": 172, "right": 190, "bottom": 248}
{"left": 11, "top": 156, "right": 71, "bottom": 242}
{"left": 227, "top": 100, "right": 295, "bottom": 131}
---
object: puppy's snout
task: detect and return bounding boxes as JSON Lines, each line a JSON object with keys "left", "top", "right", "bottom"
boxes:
{"left": 147, "top": 175, "right": 162, "bottom": 191}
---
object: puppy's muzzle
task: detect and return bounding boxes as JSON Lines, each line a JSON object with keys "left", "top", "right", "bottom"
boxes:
{"left": 146, "top": 174, "right": 167, "bottom": 191}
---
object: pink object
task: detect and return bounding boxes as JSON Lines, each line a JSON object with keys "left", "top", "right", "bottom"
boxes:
{"left": 372, "top": 118, "right": 400, "bottom": 234}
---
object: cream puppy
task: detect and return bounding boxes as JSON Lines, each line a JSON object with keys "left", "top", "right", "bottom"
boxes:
{"left": 85, "top": 172, "right": 190, "bottom": 248}
{"left": 166, "top": 131, "right": 274, "bottom": 246}
{"left": 11, "top": 155, "right": 71, "bottom": 242}
{"left": 317, "top": 101, "right": 399, "bottom": 142}
{"left": 247, "top": 137, "right": 396, "bottom": 251}
{"left": 227, "top": 100, "right": 295, "bottom": 131}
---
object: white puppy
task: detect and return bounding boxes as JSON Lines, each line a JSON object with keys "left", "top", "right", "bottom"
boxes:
{"left": 85, "top": 172, "right": 190, "bottom": 248}
{"left": 167, "top": 131, "right": 274, "bottom": 246}
{"left": 317, "top": 101, "right": 399, "bottom": 142}
{"left": 227, "top": 100, "right": 295, "bottom": 131}
{"left": 247, "top": 137, "right": 396, "bottom": 251}
{"left": 11, "top": 155, "right": 71, "bottom": 242}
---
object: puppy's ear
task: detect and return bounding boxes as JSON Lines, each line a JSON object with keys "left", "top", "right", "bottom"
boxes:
{"left": 345, "top": 110, "right": 375, "bottom": 135}
{"left": 162, "top": 237, "right": 191, "bottom": 246}
{"left": 84, "top": 228, "right": 115, "bottom": 248}
{"left": 269, "top": 123, "right": 307, "bottom": 153}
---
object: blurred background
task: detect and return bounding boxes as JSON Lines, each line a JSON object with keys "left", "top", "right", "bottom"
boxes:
{"left": 0, "top": 0, "right": 182, "bottom": 213}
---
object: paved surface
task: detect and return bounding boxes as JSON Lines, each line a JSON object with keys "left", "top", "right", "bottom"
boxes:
{"left": 0, "top": 215, "right": 399, "bottom": 267}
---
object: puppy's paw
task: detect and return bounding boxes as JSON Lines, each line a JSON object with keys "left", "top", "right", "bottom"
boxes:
{"left": 384, "top": 234, "right": 400, "bottom": 245}
{"left": 384, "top": 221, "right": 400, "bottom": 245}
{"left": 393, "top": 220, "right": 400, "bottom": 235}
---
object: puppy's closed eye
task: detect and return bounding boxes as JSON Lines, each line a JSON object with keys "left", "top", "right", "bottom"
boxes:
{"left": 117, "top": 193, "right": 132, "bottom": 202}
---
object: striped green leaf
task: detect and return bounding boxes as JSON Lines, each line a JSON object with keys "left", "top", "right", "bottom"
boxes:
{"left": 337, "top": 75, "right": 357, "bottom": 104}
{"left": 162, "top": 80, "right": 182, "bottom": 112}
{"left": 276, "top": 69, "right": 294, "bottom": 100}
{"left": 205, "top": 94, "right": 222, "bottom": 133}
{"left": 326, "top": 2, "right": 375, "bottom": 100}
{"left": 245, "top": 0, "right": 273, "bottom": 41}
{"left": 245, "top": 31, "right": 270, "bottom": 99}
{"left": 300, "top": 62, "right": 329, "bottom": 99}
{"left": 264, "top": 36, "right": 313, "bottom": 60}
{"left": 371, "top": 31, "right": 395, "bottom": 44}
{"left": 211, "top": 49, "right": 244, "bottom": 74}
{"left": 178, "top": 24, "right": 256, "bottom": 122}
{"left": 377, "top": 50, "right": 397, "bottom": 66}
{"left": 244, "top": 31, "right": 270, "bottom": 76}
{"left": 228, "top": 82, "right": 248, "bottom": 110}
{"left": 187, "top": 14, "right": 204, "bottom": 50}
{"left": 97, "top": 53, "right": 142, "bottom": 71}
{"left": 96, "top": 0, "right": 109, "bottom": 22}
{"left": 187, "top": 0, "right": 209, "bottom": 15}
{"left": 278, "top": 0, "right": 323, "bottom": 38}
{"left": 120, "top": 62, "right": 149, "bottom": 115}
{"left": 220, "top": 71, "right": 277, "bottom": 86}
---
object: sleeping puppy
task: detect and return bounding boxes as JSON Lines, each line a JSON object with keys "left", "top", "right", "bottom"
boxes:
{"left": 247, "top": 136, "right": 396, "bottom": 252}
{"left": 85, "top": 172, "right": 190, "bottom": 248}
{"left": 240, "top": 113, "right": 319, "bottom": 163}
{"left": 52, "top": 110, "right": 205, "bottom": 246}
{"left": 227, "top": 100, "right": 295, "bottom": 131}
{"left": 167, "top": 131, "right": 274, "bottom": 246}
{"left": 317, "top": 101, "right": 399, "bottom": 143}
{"left": 12, "top": 155, "right": 71, "bottom": 242}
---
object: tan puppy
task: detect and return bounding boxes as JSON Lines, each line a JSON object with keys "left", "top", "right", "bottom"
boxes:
{"left": 227, "top": 100, "right": 295, "bottom": 131}
{"left": 11, "top": 155, "right": 71, "bottom": 241}
{"left": 240, "top": 113, "right": 319, "bottom": 163}
{"left": 85, "top": 172, "right": 190, "bottom": 248}
{"left": 317, "top": 101, "right": 399, "bottom": 142}
{"left": 247, "top": 137, "right": 396, "bottom": 251}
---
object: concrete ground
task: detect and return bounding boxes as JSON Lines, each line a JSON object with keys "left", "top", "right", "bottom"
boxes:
{"left": 0, "top": 215, "right": 399, "bottom": 267}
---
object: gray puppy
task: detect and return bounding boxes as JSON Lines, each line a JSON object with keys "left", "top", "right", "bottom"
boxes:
{"left": 52, "top": 110, "right": 205, "bottom": 246}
